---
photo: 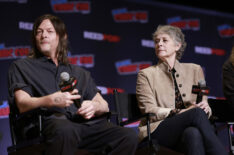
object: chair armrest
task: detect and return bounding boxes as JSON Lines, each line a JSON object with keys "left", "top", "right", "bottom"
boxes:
{"left": 120, "top": 113, "right": 155, "bottom": 126}
{"left": 109, "top": 111, "right": 118, "bottom": 116}
{"left": 98, "top": 111, "right": 112, "bottom": 120}
{"left": 16, "top": 107, "right": 48, "bottom": 121}
{"left": 8, "top": 107, "right": 48, "bottom": 147}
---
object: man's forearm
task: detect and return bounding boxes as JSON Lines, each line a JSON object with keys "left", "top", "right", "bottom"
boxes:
{"left": 92, "top": 93, "right": 109, "bottom": 116}
{"left": 15, "top": 89, "right": 53, "bottom": 113}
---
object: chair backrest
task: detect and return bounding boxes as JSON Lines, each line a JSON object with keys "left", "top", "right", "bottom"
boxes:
{"left": 113, "top": 89, "right": 141, "bottom": 124}
{"left": 7, "top": 101, "right": 45, "bottom": 153}
{"left": 8, "top": 101, "right": 23, "bottom": 145}
{"left": 208, "top": 98, "right": 234, "bottom": 122}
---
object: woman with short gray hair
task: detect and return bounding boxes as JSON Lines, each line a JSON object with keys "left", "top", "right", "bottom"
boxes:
{"left": 137, "top": 25, "right": 227, "bottom": 155}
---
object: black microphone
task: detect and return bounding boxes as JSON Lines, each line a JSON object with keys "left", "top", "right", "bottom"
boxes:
{"left": 192, "top": 80, "right": 210, "bottom": 104}
{"left": 59, "top": 72, "right": 81, "bottom": 108}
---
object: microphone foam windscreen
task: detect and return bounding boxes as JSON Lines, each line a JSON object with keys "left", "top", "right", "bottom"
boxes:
{"left": 198, "top": 80, "right": 206, "bottom": 87}
{"left": 60, "top": 72, "right": 70, "bottom": 82}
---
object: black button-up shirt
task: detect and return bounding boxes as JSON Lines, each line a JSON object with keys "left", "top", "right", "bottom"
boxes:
{"left": 8, "top": 56, "right": 99, "bottom": 120}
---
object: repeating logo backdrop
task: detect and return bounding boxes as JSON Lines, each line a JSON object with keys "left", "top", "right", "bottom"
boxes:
{"left": 0, "top": 0, "right": 234, "bottom": 154}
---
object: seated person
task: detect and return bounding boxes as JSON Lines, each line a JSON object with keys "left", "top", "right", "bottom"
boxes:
{"left": 222, "top": 44, "right": 234, "bottom": 115}
{"left": 8, "top": 14, "right": 138, "bottom": 155}
{"left": 136, "top": 25, "right": 227, "bottom": 155}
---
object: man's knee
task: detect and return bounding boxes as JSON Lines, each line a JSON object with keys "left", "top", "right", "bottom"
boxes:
{"left": 44, "top": 119, "right": 81, "bottom": 143}
{"left": 55, "top": 125, "right": 76, "bottom": 138}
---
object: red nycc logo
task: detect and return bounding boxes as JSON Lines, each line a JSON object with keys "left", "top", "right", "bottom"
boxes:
{"left": 51, "top": 0, "right": 90, "bottom": 14}
{"left": 68, "top": 54, "right": 94, "bottom": 68}
{"left": 115, "top": 59, "right": 151, "bottom": 75}
{"left": 112, "top": 8, "right": 148, "bottom": 23}
{"left": 0, "top": 43, "right": 30, "bottom": 60}
{"left": 167, "top": 16, "right": 200, "bottom": 31}
{"left": 195, "top": 46, "right": 226, "bottom": 56}
{"left": 84, "top": 31, "right": 120, "bottom": 43}
{"left": 218, "top": 24, "right": 234, "bottom": 38}
{"left": 97, "top": 86, "right": 125, "bottom": 95}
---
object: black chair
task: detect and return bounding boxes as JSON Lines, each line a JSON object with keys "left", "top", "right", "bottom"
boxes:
{"left": 7, "top": 102, "right": 110, "bottom": 155}
{"left": 113, "top": 89, "right": 183, "bottom": 155}
{"left": 208, "top": 98, "right": 234, "bottom": 122}
{"left": 208, "top": 98, "right": 234, "bottom": 154}
{"left": 7, "top": 102, "right": 47, "bottom": 155}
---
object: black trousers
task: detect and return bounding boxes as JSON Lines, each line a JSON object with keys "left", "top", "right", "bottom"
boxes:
{"left": 42, "top": 118, "right": 138, "bottom": 155}
{"left": 151, "top": 108, "right": 228, "bottom": 155}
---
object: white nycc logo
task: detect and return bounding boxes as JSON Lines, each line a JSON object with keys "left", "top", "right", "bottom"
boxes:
{"left": 195, "top": 46, "right": 225, "bottom": 56}
{"left": 19, "top": 21, "right": 33, "bottom": 30}
{"left": 83, "top": 31, "right": 120, "bottom": 42}
{"left": 141, "top": 39, "right": 154, "bottom": 48}
{"left": 84, "top": 31, "right": 103, "bottom": 41}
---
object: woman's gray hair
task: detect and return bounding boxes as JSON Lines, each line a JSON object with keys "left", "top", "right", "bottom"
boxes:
{"left": 153, "top": 25, "right": 187, "bottom": 60}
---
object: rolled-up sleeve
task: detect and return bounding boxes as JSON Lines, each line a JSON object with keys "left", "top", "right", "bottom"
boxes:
{"left": 8, "top": 62, "right": 33, "bottom": 105}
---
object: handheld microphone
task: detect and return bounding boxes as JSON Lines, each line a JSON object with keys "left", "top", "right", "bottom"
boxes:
{"left": 192, "top": 80, "right": 210, "bottom": 104}
{"left": 59, "top": 72, "right": 81, "bottom": 108}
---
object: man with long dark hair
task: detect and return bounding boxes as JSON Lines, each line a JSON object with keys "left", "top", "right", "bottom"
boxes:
{"left": 8, "top": 14, "right": 137, "bottom": 155}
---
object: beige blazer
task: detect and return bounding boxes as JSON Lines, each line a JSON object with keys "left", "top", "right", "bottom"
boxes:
{"left": 136, "top": 60, "right": 212, "bottom": 141}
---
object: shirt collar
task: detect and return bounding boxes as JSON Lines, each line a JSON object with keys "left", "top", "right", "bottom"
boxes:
{"left": 157, "top": 59, "right": 181, "bottom": 73}
{"left": 37, "top": 56, "right": 51, "bottom": 62}
{"left": 37, "top": 56, "right": 62, "bottom": 65}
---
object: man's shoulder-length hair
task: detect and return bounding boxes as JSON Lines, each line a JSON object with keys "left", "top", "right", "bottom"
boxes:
{"left": 29, "top": 14, "right": 69, "bottom": 65}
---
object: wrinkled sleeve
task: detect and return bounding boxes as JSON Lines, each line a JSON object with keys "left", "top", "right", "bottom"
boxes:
{"left": 82, "top": 72, "right": 100, "bottom": 101}
{"left": 8, "top": 62, "right": 33, "bottom": 106}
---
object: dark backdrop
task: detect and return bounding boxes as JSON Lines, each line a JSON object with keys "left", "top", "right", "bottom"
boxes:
{"left": 0, "top": 0, "right": 234, "bottom": 154}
